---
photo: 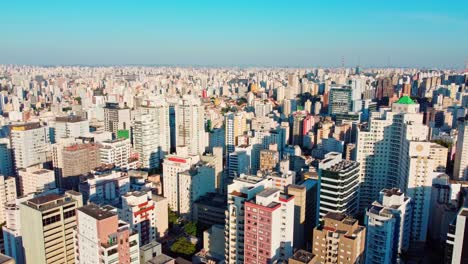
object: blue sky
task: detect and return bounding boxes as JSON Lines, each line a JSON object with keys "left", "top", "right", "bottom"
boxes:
{"left": 1, "top": 0, "right": 467, "bottom": 67}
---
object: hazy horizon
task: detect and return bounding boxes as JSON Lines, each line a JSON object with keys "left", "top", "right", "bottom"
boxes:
{"left": 2, "top": 0, "right": 468, "bottom": 68}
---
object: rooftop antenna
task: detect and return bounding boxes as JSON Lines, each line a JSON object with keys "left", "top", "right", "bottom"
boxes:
{"left": 341, "top": 56, "right": 345, "bottom": 68}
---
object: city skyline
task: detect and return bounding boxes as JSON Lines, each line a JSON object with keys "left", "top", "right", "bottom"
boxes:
{"left": 2, "top": 0, "right": 468, "bottom": 68}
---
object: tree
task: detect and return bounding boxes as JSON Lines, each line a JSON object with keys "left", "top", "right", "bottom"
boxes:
{"left": 183, "top": 221, "right": 197, "bottom": 236}
{"left": 168, "top": 209, "right": 179, "bottom": 225}
{"left": 170, "top": 237, "right": 196, "bottom": 255}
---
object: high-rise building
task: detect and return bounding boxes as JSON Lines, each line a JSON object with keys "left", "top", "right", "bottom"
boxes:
{"left": 162, "top": 146, "right": 200, "bottom": 213}
{"left": 244, "top": 188, "right": 295, "bottom": 263}
{"left": 0, "top": 176, "right": 16, "bottom": 225}
{"left": 137, "top": 100, "right": 170, "bottom": 157}
{"left": 312, "top": 212, "right": 366, "bottom": 264}
{"left": 328, "top": 86, "right": 353, "bottom": 116}
{"left": 103, "top": 102, "right": 131, "bottom": 137}
{"left": 318, "top": 152, "right": 360, "bottom": 218}
{"left": 3, "top": 194, "right": 34, "bottom": 264}
{"left": 405, "top": 142, "right": 448, "bottom": 242}
{"left": 291, "top": 111, "right": 307, "bottom": 146}
{"left": 75, "top": 204, "right": 140, "bottom": 264}
{"left": 53, "top": 116, "right": 89, "bottom": 140}
{"left": 225, "top": 175, "right": 273, "bottom": 264}
{"left": 225, "top": 112, "right": 247, "bottom": 154}
{"left": 0, "top": 138, "right": 14, "bottom": 176}
{"left": 53, "top": 142, "right": 100, "bottom": 190}
{"left": 118, "top": 191, "right": 160, "bottom": 246}
{"left": 365, "top": 188, "right": 412, "bottom": 264}
{"left": 445, "top": 207, "right": 468, "bottom": 264}
{"left": 200, "top": 147, "right": 224, "bottom": 192}
{"left": 454, "top": 117, "right": 468, "bottom": 180}
{"left": 10, "top": 123, "right": 49, "bottom": 170}
{"left": 20, "top": 192, "right": 83, "bottom": 264}
{"left": 356, "top": 96, "right": 429, "bottom": 211}
{"left": 259, "top": 149, "right": 279, "bottom": 171}
{"left": 175, "top": 96, "right": 205, "bottom": 155}
{"left": 79, "top": 169, "right": 130, "bottom": 206}
{"left": 18, "top": 167, "right": 55, "bottom": 196}
{"left": 133, "top": 113, "right": 164, "bottom": 169}
{"left": 287, "top": 179, "right": 319, "bottom": 251}
{"left": 99, "top": 138, "right": 132, "bottom": 169}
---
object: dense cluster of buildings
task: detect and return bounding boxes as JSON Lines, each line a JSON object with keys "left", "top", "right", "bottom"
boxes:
{"left": 0, "top": 65, "right": 467, "bottom": 263}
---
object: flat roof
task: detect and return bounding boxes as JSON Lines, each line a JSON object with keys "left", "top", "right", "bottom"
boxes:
{"left": 78, "top": 204, "right": 116, "bottom": 220}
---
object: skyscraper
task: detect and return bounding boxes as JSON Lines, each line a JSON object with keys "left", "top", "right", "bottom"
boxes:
{"left": 133, "top": 113, "right": 163, "bottom": 169}
{"left": 103, "top": 102, "right": 131, "bottom": 137}
{"left": 318, "top": 152, "right": 360, "bottom": 218}
{"left": 356, "top": 96, "right": 428, "bottom": 211}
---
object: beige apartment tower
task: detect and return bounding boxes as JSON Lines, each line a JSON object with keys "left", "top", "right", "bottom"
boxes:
{"left": 20, "top": 191, "right": 83, "bottom": 264}
{"left": 312, "top": 212, "right": 365, "bottom": 264}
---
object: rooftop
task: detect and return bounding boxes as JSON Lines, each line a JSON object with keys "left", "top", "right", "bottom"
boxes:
{"left": 78, "top": 204, "right": 116, "bottom": 220}
{"left": 396, "top": 95, "right": 417, "bottom": 105}
{"left": 290, "top": 250, "right": 316, "bottom": 263}
{"left": 56, "top": 115, "right": 85, "bottom": 123}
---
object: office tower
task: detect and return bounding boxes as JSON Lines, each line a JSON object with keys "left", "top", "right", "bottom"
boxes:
{"left": 445, "top": 207, "right": 468, "bottom": 264}
{"left": 208, "top": 127, "right": 225, "bottom": 153}
{"left": 53, "top": 142, "right": 100, "bottom": 190}
{"left": 0, "top": 176, "right": 16, "bottom": 225}
{"left": 175, "top": 96, "right": 205, "bottom": 155}
{"left": 133, "top": 113, "right": 164, "bottom": 169}
{"left": 312, "top": 212, "right": 366, "bottom": 264}
{"left": 0, "top": 139, "right": 13, "bottom": 176}
{"left": 162, "top": 146, "right": 200, "bottom": 210}
{"left": 99, "top": 138, "right": 132, "bottom": 168}
{"left": 259, "top": 149, "right": 279, "bottom": 171}
{"left": 356, "top": 96, "right": 429, "bottom": 211}
{"left": 18, "top": 167, "right": 55, "bottom": 195}
{"left": 276, "top": 86, "right": 285, "bottom": 103}
{"left": 9, "top": 123, "right": 49, "bottom": 170}
{"left": 20, "top": 192, "right": 82, "bottom": 264}
{"left": 454, "top": 117, "right": 468, "bottom": 180}
{"left": 287, "top": 179, "right": 319, "bottom": 251}
{"left": 225, "top": 112, "right": 247, "bottom": 154}
{"left": 118, "top": 191, "right": 159, "bottom": 246}
{"left": 79, "top": 170, "right": 130, "bottom": 205}
{"left": 244, "top": 188, "right": 295, "bottom": 263}
{"left": 318, "top": 152, "right": 359, "bottom": 218}
{"left": 225, "top": 175, "right": 273, "bottom": 264}
{"left": 103, "top": 102, "right": 131, "bottom": 136}
{"left": 365, "top": 188, "right": 412, "bottom": 264}
{"left": 227, "top": 149, "right": 250, "bottom": 180}
{"left": 328, "top": 86, "right": 353, "bottom": 116}
{"left": 201, "top": 147, "right": 224, "bottom": 192}
{"left": 75, "top": 204, "right": 140, "bottom": 264}
{"left": 53, "top": 116, "right": 89, "bottom": 140}
{"left": 406, "top": 142, "right": 448, "bottom": 242}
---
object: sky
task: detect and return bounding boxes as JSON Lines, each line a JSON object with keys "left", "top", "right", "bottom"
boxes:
{"left": 1, "top": 0, "right": 468, "bottom": 68}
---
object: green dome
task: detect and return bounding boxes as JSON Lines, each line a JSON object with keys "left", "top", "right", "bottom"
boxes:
{"left": 396, "top": 96, "right": 416, "bottom": 104}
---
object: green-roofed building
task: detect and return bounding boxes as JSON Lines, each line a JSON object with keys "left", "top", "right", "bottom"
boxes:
{"left": 392, "top": 96, "right": 419, "bottom": 114}
{"left": 396, "top": 96, "right": 416, "bottom": 105}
